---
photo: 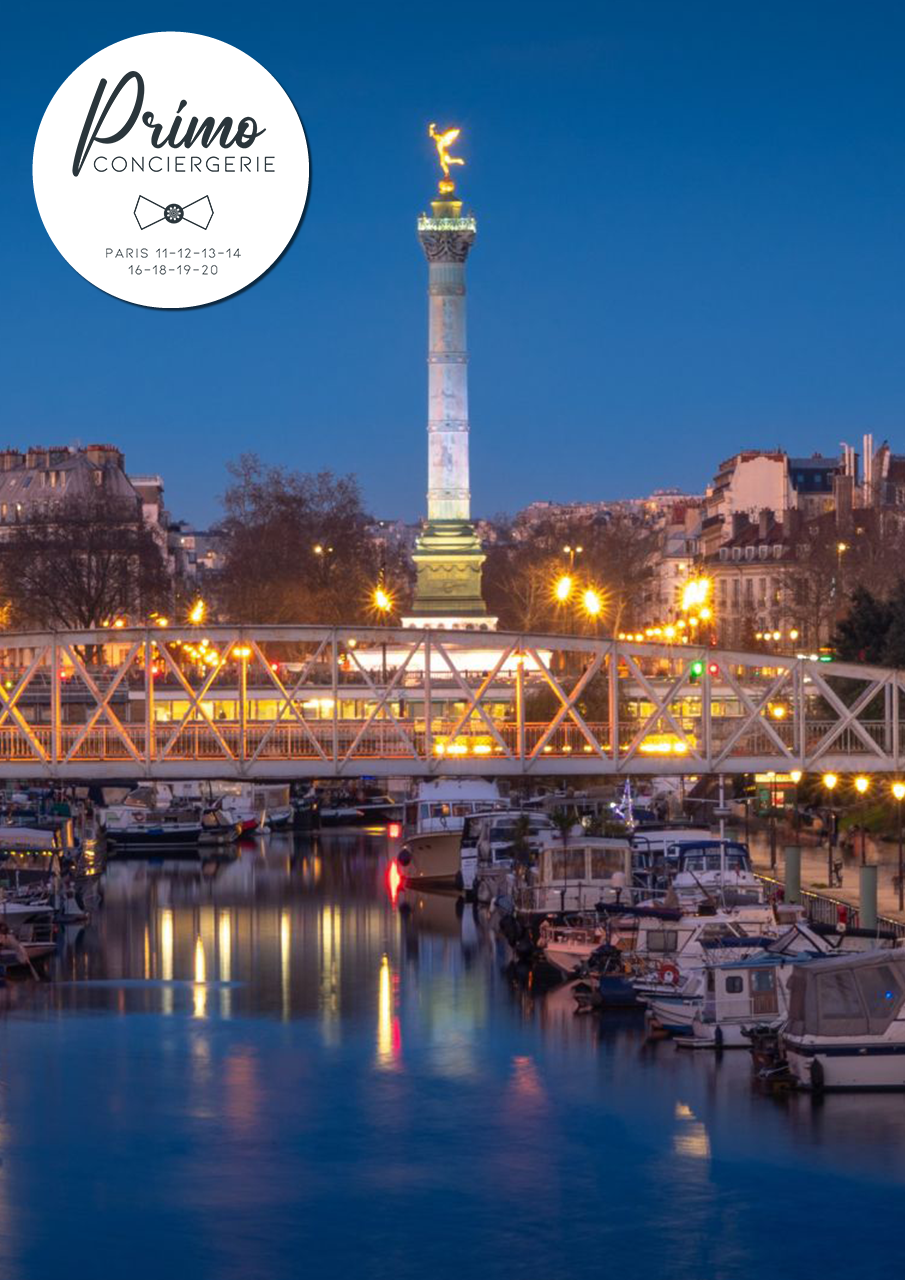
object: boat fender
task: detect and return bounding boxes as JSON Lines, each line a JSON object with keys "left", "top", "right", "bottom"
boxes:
{"left": 397, "top": 849, "right": 412, "bottom": 867}
{"left": 657, "top": 961, "right": 681, "bottom": 987}
{"left": 810, "top": 1057, "right": 825, "bottom": 1095}
{"left": 714, "top": 1025, "right": 724, "bottom": 1054}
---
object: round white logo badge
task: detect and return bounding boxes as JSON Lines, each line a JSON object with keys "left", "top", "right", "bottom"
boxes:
{"left": 33, "top": 31, "right": 309, "bottom": 308}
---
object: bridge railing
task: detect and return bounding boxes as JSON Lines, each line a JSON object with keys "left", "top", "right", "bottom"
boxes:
{"left": 0, "top": 625, "right": 902, "bottom": 775}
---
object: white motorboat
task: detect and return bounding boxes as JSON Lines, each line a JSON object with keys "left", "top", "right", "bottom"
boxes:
{"left": 461, "top": 810, "right": 556, "bottom": 896}
{"left": 513, "top": 827, "right": 634, "bottom": 916}
{"left": 783, "top": 950, "right": 905, "bottom": 1089}
{"left": 670, "top": 840, "right": 765, "bottom": 910}
{"left": 398, "top": 779, "right": 509, "bottom": 888}
{"left": 0, "top": 901, "right": 56, "bottom": 965}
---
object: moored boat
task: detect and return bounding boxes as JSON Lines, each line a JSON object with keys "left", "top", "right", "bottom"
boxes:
{"left": 782, "top": 951, "right": 905, "bottom": 1090}
{"left": 398, "top": 779, "right": 509, "bottom": 889}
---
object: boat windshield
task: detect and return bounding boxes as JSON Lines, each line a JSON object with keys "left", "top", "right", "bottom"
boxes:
{"left": 679, "top": 846, "right": 751, "bottom": 874}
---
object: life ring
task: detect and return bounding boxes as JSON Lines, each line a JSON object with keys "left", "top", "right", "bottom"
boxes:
{"left": 657, "top": 961, "right": 681, "bottom": 987}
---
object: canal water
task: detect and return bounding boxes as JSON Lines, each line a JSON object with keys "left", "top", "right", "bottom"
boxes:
{"left": 1, "top": 830, "right": 903, "bottom": 1279}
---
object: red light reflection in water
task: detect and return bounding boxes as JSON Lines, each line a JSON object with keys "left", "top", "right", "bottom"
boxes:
{"left": 386, "top": 859, "right": 403, "bottom": 905}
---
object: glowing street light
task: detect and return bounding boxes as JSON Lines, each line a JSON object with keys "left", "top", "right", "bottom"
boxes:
{"left": 854, "top": 775, "right": 870, "bottom": 795}
{"left": 822, "top": 773, "right": 840, "bottom": 885}
{"left": 893, "top": 782, "right": 905, "bottom": 912}
{"left": 554, "top": 574, "right": 573, "bottom": 603}
{"left": 374, "top": 586, "right": 392, "bottom": 613}
{"left": 681, "top": 576, "right": 711, "bottom": 613}
{"left": 188, "top": 599, "right": 206, "bottom": 625}
{"left": 582, "top": 588, "right": 602, "bottom": 617}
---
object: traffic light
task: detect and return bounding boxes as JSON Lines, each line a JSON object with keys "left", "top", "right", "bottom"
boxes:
{"left": 689, "top": 659, "right": 704, "bottom": 683}
{"left": 707, "top": 662, "right": 719, "bottom": 676}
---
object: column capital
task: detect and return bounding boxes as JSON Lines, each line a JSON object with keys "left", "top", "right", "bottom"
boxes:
{"left": 417, "top": 214, "right": 476, "bottom": 263}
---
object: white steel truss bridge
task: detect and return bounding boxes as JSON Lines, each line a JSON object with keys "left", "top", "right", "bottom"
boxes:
{"left": 0, "top": 624, "right": 901, "bottom": 781}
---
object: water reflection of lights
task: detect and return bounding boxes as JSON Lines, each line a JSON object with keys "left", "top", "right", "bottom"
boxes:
{"left": 280, "top": 909, "right": 291, "bottom": 1021}
{"left": 320, "top": 905, "right": 341, "bottom": 1035}
{"left": 674, "top": 1101, "right": 711, "bottom": 1159}
{"left": 386, "top": 858, "right": 402, "bottom": 905}
{"left": 193, "top": 935, "right": 207, "bottom": 1020}
{"left": 377, "top": 953, "right": 401, "bottom": 1069}
{"left": 218, "top": 910, "right": 232, "bottom": 1019}
{"left": 160, "top": 908, "right": 174, "bottom": 1016}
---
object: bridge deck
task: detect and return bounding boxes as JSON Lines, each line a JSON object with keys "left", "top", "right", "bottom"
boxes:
{"left": 0, "top": 625, "right": 898, "bottom": 779}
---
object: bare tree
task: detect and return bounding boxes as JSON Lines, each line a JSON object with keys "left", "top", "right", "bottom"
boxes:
{"left": 216, "top": 455, "right": 405, "bottom": 624}
{"left": 0, "top": 492, "right": 169, "bottom": 636}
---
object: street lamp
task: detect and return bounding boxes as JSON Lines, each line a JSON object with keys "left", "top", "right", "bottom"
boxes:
{"left": 563, "top": 544, "right": 583, "bottom": 571}
{"left": 854, "top": 775, "right": 870, "bottom": 865}
{"left": 822, "top": 772, "right": 838, "bottom": 886}
{"left": 893, "top": 781, "right": 905, "bottom": 912}
{"left": 373, "top": 584, "right": 393, "bottom": 681}
{"left": 790, "top": 769, "right": 802, "bottom": 839}
{"left": 554, "top": 574, "right": 573, "bottom": 603}
{"left": 582, "top": 588, "right": 602, "bottom": 617}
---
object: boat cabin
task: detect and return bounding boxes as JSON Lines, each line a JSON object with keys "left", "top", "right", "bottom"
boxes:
{"left": 517, "top": 832, "right": 633, "bottom": 913}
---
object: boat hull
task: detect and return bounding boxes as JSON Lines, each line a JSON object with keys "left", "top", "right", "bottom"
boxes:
{"left": 399, "top": 831, "right": 462, "bottom": 888}
{"left": 105, "top": 825, "right": 202, "bottom": 851}
{"left": 785, "top": 1039, "right": 905, "bottom": 1089}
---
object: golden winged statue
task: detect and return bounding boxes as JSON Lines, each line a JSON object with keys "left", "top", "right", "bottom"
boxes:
{"left": 428, "top": 122, "right": 465, "bottom": 193}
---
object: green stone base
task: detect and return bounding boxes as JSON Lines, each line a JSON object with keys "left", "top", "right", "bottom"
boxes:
{"left": 409, "top": 520, "right": 488, "bottom": 617}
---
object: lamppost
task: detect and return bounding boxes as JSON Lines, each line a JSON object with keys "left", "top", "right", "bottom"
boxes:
{"left": 835, "top": 541, "right": 849, "bottom": 621}
{"left": 893, "top": 781, "right": 905, "bottom": 912}
{"left": 854, "top": 774, "right": 870, "bottom": 865}
{"left": 373, "top": 584, "right": 392, "bottom": 683}
{"left": 790, "top": 769, "right": 802, "bottom": 840}
{"left": 822, "top": 772, "right": 838, "bottom": 886}
{"left": 563, "top": 544, "right": 583, "bottom": 572}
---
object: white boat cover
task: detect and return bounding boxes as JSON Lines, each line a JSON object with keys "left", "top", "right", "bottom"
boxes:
{"left": 786, "top": 950, "right": 905, "bottom": 1037}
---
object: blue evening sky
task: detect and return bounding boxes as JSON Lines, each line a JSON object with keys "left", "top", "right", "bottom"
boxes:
{"left": 2, "top": 1, "right": 903, "bottom": 527}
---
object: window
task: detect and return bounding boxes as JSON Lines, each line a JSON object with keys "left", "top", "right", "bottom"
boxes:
{"left": 429, "top": 802, "right": 451, "bottom": 819}
{"left": 647, "top": 930, "right": 679, "bottom": 953}
{"left": 725, "top": 976, "right": 743, "bottom": 994}
{"left": 719, "top": 547, "right": 729, "bottom": 561}
{"left": 552, "top": 849, "right": 586, "bottom": 880}
{"left": 751, "top": 970, "right": 775, "bottom": 994}
{"left": 817, "top": 970, "right": 867, "bottom": 1029}
{"left": 855, "top": 964, "right": 904, "bottom": 1029}
{"left": 745, "top": 546, "right": 755, "bottom": 560}
{"left": 451, "top": 803, "right": 472, "bottom": 817}
{"left": 590, "top": 849, "right": 624, "bottom": 878}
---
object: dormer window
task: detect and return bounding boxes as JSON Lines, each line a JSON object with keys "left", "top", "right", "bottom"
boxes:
{"left": 719, "top": 547, "right": 729, "bottom": 561}
{"left": 745, "top": 546, "right": 755, "bottom": 560}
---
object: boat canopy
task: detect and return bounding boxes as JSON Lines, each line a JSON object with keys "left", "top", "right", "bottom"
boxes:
{"left": 785, "top": 951, "right": 905, "bottom": 1038}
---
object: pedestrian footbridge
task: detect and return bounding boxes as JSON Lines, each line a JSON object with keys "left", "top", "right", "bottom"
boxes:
{"left": 0, "top": 625, "right": 900, "bottom": 780}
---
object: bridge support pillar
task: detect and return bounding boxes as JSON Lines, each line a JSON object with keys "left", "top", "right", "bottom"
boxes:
{"left": 783, "top": 845, "right": 801, "bottom": 904}
{"left": 860, "top": 864, "right": 878, "bottom": 932}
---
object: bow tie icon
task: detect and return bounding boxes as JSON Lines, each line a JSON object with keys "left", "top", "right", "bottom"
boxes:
{"left": 134, "top": 195, "right": 214, "bottom": 232}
